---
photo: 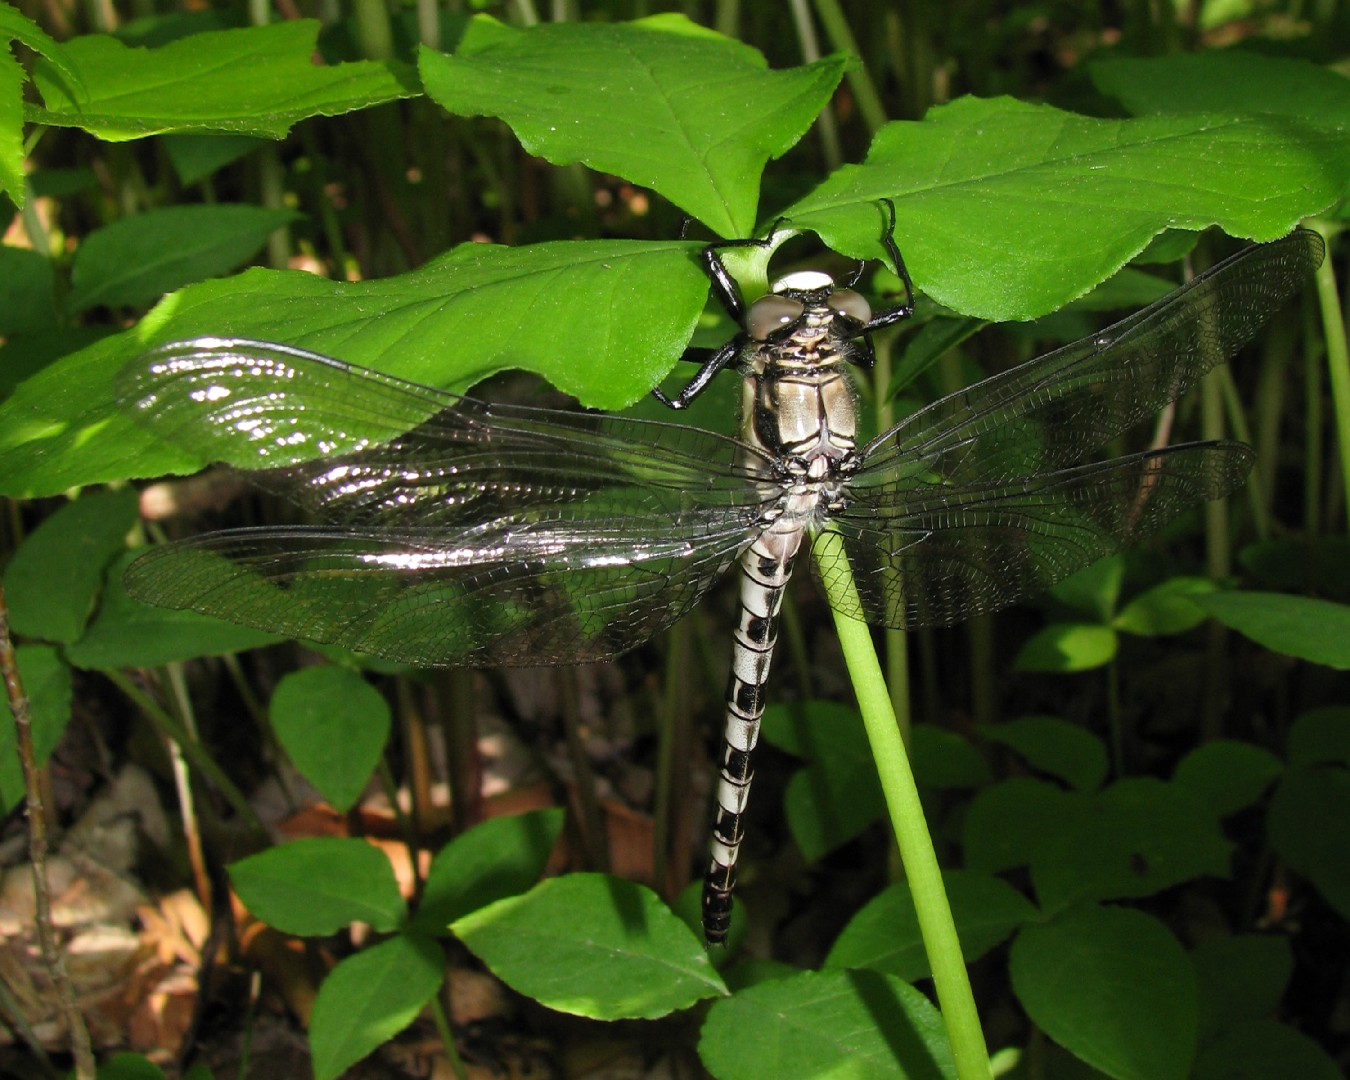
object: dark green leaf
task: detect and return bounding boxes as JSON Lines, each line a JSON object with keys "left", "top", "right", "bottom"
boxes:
{"left": 68, "top": 205, "right": 303, "bottom": 313}
{"left": 308, "top": 932, "right": 443, "bottom": 1080}
{"left": 227, "top": 837, "right": 406, "bottom": 935}
{"left": 1049, "top": 555, "right": 1125, "bottom": 623}
{"left": 1267, "top": 765, "right": 1350, "bottom": 921}
{"left": 94, "top": 1053, "right": 168, "bottom": 1080}
{"left": 410, "top": 809, "right": 565, "bottom": 934}
{"left": 1286, "top": 706, "right": 1350, "bottom": 768}
{"left": 981, "top": 716, "right": 1109, "bottom": 793}
{"left": 783, "top": 96, "right": 1344, "bottom": 321}
{"left": 451, "top": 874, "right": 724, "bottom": 1019}
{"left": 4, "top": 488, "right": 138, "bottom": 643}
{"left": 1114, "top": 577, "right": 1217, "bottom": 636}
{"left": 1172, "top": 740, "right": 1282, "bottom": 818}
{"left": 1092, "top": 52, "right": 1350, "bottom": 123}
{"left": 1191, "top": 934, "right": 1292, "bottom": 1038}
{"left": 65, "top": 551, "right": 281, "bottom": 669}
{"left": 0, "top": 646, "right": 72, "bottom": 813}
{"left": 1011, "top": 904, "right": 1198, "bottom": 1080}
{"left": 1238, "top": 537, "right": 1350, "bottom": 602}
{"left": 161, "top": 133, "right": 265, "bottom": 186}
{"left": 270, "top": 667, "right": 390, "bottom": 814}
{"left": 825, "top": 870, "right": 1037, "bottom": 980}
{"left": 0, "top": 245, "right": 56, "bottom": 335}
{"left": 1192, "top": 1018, "right": 1344, "bottom": 1080}
{"left": 910, "top": 725, "right": 991, "bottom": 790}
{"left": 419, "top": 14, "right": 847, "bottom": 237}
{"left": 700, "top": 969, "right": 957, "bottom": 1080}
{"left": 28, "top": 22, "right": 417, "bottom": 141}
{"left": 1192, "top": 592, "right": 1350, "bottom": 669}
{"left": 964, "top": 778, "right": 1078, "bottom": 874}
{"left": 1013, "top": 623, "right": 1118, "bottom": 673}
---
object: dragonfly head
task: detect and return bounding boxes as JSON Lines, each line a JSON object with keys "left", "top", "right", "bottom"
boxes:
{"left": 746, "top": 271, "right": 873, "bottom": 342}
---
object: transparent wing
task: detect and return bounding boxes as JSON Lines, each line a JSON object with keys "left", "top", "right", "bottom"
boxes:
{"left": 822, "top": 442, "right": 1254, "bottom": 629}
{"left": 857, "top": 229, "right": 1324, "bottom": 486}
{"left": 119, "top": 339, "right": 777, "bottom": 666}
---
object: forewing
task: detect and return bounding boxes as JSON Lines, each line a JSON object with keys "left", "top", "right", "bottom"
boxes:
{"left": 119, "top": 339, "right": 776, "bottom": 665}
{"left": 859, "top": 230, "right": 1323, "bottom": 486}
{"left": 822, "top": 442, "right": 1253, "bottom": 629}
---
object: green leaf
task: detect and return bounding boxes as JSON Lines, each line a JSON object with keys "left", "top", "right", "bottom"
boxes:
{"left": 1113, "top": 577, "right": 1218, "bottom": 636}
{"left": 68, "top": 205, "right": 303, "bottom": 313}
{"left": 0, "top": 646, "right": 72, "bottom": 813}
{"left": 964, "top": 778, "right": 1078, "bottom": 874}
{"left": 28, "top": 22, "right": 417, "bottom": 141}
{"left": 161, "top": 133, "right": 266, "bottom": 186}
{"left": 1267, "top": 765, "right": 1350, "bottom": 921}
{"left": 270, "top": 667, "right": 390, "bottom": 814}
{"left": 1191, "top": 592, "right": 1350, "bottom": 669}
{"left": 782, "top": 96, "right": 1345, "bottom": 321}
{"left": 64, "top": 551, "right": 281, "bottom": 669}
{"left": 308, "top": 932, "right": 443, "bottom": 1080}
{"left": 981, "top": 715, "right": 1109, "bottom": 793}
{"left": 1287, "top": 706, "right": 1350, "bottom": 768}
{"left": 1031, "top": 777, "right": 1231, "bottom": 912}
{"left": 227, "top": 838, "right": 406, "bottom": 935}
{"left": 3, "top": 488, "right": 139, "bottom": 643}
{"left": 411, "top": 808, "right": 565, "bottom": 934}
{"left": 419, "top": 14, "right": 847, "bottom": 237}
{"left": 451, "top": 874, "right": 724, "bottom": 1019}
{"left": 1011, "top": 904, "right": 1198, "bottom": 1080}
{"left": 910, "top": 725, "right": 991, "bottom": 790}
{"left": 1191, "top": 935, "right": 1292, "bottom": 1038}
{"left": 1091, "top": 51, "right": 1350, "bottom": 123}
{"left": 1192, "top": 1018, "right": 1344, "bottom": 1080}
{"left": 699, "top": 969, "right": 957, "bottom": 1080}
{"left": 94, "top": 1053, "right": 168, "bottom": 1080}
{"left": 1172, "top": 740, "right": 1282, "bottom": 818}
{"left": 825, "top": 870, "right": 1037, "bottom": 981}
{"left": 0, "top": 3, "right": 84, "bottom": 99}
{"left": 1049, "top": 555, "right": 1125, "bottom": 623}
{"left": 1013, "top": 623, "right": 1118, "bottom": 673}
{"left": 0, "top": 245, "right": 58, "bottom": 336}
{"left": 0, "top": 51, "right": 25, "bottom": 209}
{"left": 0, "top": 238, "right": 710, "bottom": 498}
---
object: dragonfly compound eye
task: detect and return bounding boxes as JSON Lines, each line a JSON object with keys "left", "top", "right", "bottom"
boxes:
{"left": 745, "top": 294, "right": 805, "bottom": 341}
{"left": 827, "top": 288, "right": 871, "bottom": 324}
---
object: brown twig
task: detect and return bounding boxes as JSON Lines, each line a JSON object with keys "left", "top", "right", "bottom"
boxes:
{"left": 0, "top": 583, "right": 95, "bottom": 1078}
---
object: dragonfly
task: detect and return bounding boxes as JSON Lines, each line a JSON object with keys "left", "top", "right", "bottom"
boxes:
{"left": 116, "top": 211, "right": 1324, "bottom": 946}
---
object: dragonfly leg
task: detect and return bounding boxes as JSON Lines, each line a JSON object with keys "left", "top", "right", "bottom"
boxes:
{"left": 846, "top": 197, "right": 916, "bottom": 336}
{"left": 653, "top": 337, "right": 743, "bottom": 410}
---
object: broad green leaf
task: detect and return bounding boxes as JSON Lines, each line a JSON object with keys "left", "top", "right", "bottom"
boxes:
{"left": 0, "top": 3, "right": 83, "bottom": 98}
{"left": 1192, "top": 1018, "right": 1344, "bottom": 1080}
{"left": 64, "top": 551, "right": 281, "bottom": 669}
{"left": 1267, "top": 765, "right": 1350, "bottom": 921}
{"left": 1013, "top": 623, "right": 1118, "bottom": 673}
{"left": 0, "top": 51, "right": 24, "bottom": 208}
{"left": 1287, "top": 706, "right": 1350, "bottom": 768}
{"left": 761, "top": 702, "right": 884, "bottom": 862}
{"left": 0, "top": 238, "right": 709, "bottom": 498}
{"left": 228, "top": 837, "right": 406, "bottom": 935}
{"left": 270, "top": 667, "right": 390, "bottom": 814}
{"left": 963, "top": 778, "right": 1078, "bottom": 874}
{"left": 1192, "top": 592, "right": 1350, "bottom": 669}
{"left": 1172, "top": 740, "right": 1282, "bottom": 818}
{"left": 1191, "top": 935, "right": 1292, "bottom": 1038}
{"left": 1238, "top": 536, "right": 1350, "bottom": 599}
{"left": 1114, "top": 577, "right": 1218, "bottom": 636}
{"left": 1091, "top": 52, "right": 1350, "bottom": 124}
{"left": 308, "top": 932, "right": 443, "bottom": 1080}
{"left": 161, "top": 133, "right": 266, "bottom": 186}
{"left": 68, "top": 205, "right": 302, "bottom": 314}
{"left": 1011, "top": 904, "right": 1198, "bottom": 1080}
{"left": 782, "top": 96, "right": 1344, "bottom": 320}
{"left": 3, "top": 488, "right": 138, "bottom": 643}
{"left": 1049, "top": 555, "right": 1125, "bottom": 623}
{"left": 981, "top": 716, "right": 1109, "bottom": 793}
{"left": 27, "top": 22, "right": 417, "bottom": 141}
{"left": 94, "top": 1054, "right": 167, "bottom": 1080}
{"left": 451, "top": 874, "right": 724, "bottom": 1019}
{"left": 825, "top": 870, "right": 1037, "bottom": 980}
{"left": 0, "top": 646, "right": 72, "bottom": 813}
{"left": 0, "top": 245, "right": 57, "bottom": 336}
{"left": 1031, "top": 777, "right": 1231, "bottom": 912}
{"left": 410, "top": 808, "right": 565, "bottom": 934}
{"left": 419, "top": 14, "right": 848, "bottom": 237}
{"left": 699, "top": 969, "right": 957, "bottom": 1080}
{"left": 909, "top": 725, "right": 991, "bottom": 790}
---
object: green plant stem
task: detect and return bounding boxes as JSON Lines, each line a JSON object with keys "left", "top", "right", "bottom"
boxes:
{"left": 811, "top": 0, "right": 888, "bottom": 133}
{"left": 814, "top": 530, "right": 990, "bottom": 1080}
{"left": 1310, "top": 221, "right": 1349, "bottom": 535}
{"left": 429, "top": 981, "right": 468, "bottom": 1080}
{"left": 105, "top": 669, "right": 267, "bottom": 839}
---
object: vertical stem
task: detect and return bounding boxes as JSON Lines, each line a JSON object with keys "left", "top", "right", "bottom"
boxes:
{"left": 787, "top": 0, "right": 841, "bottom": 173}
{"left": 810, "top": 0, "right": 889, "bottom": 133}
{"left": 164, "top": 664, "right": 213, "bottom": 911}
{"left": 814, "top": 532, "right": 990, "bottom": 1080}
{"left": 0, "top": 585, "right": 96, "bottom": 1079}
{"left": 1310, "top": 222, "right": 1349, "bottom": 535}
